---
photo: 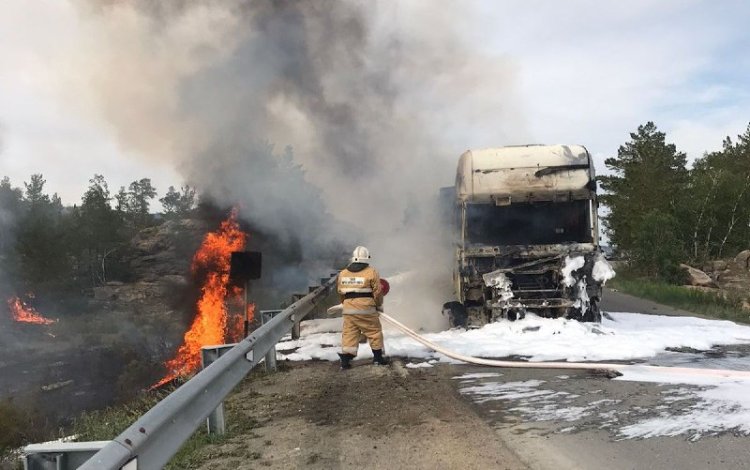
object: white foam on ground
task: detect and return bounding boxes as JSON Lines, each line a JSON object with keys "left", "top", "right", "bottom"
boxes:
{"left": 279, "top": 312, "right": 750, "bottom": 363}
{"left": 614, "top": 368, "right": 750, "bottom": 440}
{"left": 457, "top": 378, "right": 602, "bottom": 421}
{"left": 280, "top": 312, "right": 750, "bottom": 440}
{"left": 405, "top": 362, "right": 433, "bottom": 369}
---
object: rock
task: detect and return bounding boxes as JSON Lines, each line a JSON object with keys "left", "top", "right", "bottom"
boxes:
{"left": 742, "top": 300, "right": 750, "bottom": 312}
{"left": 734, "top": 250, "right": 750, "bottom": 270}
{"left": 41, "top": 379, "right": 74, "bottom": 392}
{"left": 679, "top": 264, "right": 718, "bottom": 288}
{"left": 704, "top": 260, "right": 728, "bottom": 272}
{"left": 93, "top": 286, "right": 119, "bottom": 301}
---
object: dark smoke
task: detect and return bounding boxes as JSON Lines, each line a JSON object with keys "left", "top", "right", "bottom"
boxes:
{"left": 66, "top": 0, "right": 523, "bottom": 327}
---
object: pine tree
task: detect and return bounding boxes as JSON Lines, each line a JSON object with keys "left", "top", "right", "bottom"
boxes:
{"left": 77, "top": 175, "right": 126, "bottom": 286}
{"left": 599, "top": 122, "right": 689, "bottom": 277}
{"left": 15, "top": 174, "right": 70, "bottom": 292}
{"left": 160, "top": 185, "right": 196, "bottom": 218}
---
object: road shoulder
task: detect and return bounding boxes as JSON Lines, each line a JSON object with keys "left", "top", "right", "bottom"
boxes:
{"left": 194, "top": 361, "right": 527, "bottom": 469}
{"left": 603, "top": 287, "right": 709, "bottom": 318}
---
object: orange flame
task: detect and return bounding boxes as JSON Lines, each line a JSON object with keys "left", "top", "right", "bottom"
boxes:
{"left": 7, "top": 296, "right": 57, "bottom": 325}
{"left": 154, "top": 210, "right": 253, "bottom": 388}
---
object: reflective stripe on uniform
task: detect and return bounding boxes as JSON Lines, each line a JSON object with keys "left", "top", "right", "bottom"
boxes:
{"left": 339, "top": 287, "right": 374, "bottom": 293}
{"left": 342, "top": 307, "right": 377, "bottom": 314}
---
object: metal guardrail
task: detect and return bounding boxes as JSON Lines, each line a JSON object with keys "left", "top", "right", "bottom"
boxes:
{"left": 56, "top": 274, "right": 339, "bottom": 470}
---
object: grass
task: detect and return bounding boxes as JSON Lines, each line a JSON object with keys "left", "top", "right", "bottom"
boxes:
{"left": 0, "top": 398, "right": 55, "bottom": 469}
{"left": 70, "top": 384, "right": 225, "bottom": 470}
{"left": 609, "top": 272, "right": 749, "bottom": 324}
{"left": 67, "top": 368, "right": 276, "bottom": 469}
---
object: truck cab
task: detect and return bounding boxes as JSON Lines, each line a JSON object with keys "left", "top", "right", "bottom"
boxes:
{"left": 443, "top": 144, "right": 609, "bottom": 327}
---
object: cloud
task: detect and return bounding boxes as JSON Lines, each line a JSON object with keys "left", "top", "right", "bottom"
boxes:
{"left": 467, "top": 0, "right": 750, "bottom": 166}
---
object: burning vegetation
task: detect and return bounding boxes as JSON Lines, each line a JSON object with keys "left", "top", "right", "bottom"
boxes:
{"left": 6, "top": 296, "right": 56, "bottom": 325}
{"left": 154, "top": 210, "right": 253, "bottom": 388}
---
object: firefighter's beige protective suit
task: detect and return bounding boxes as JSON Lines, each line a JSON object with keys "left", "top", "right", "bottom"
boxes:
{"left": 337, "top": 263, "right": 384, "bottom": 355}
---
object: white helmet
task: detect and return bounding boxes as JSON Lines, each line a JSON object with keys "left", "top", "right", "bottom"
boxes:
{"left": 351, "top": 246, "right": 371, "bottom": 264}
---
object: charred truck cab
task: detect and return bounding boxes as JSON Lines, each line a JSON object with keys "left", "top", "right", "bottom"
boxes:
{"left": 443, "top": 144, "right": 610, "bottom": 327}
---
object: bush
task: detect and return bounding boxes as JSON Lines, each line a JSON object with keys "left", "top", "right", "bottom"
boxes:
{"left": 609, "top": 274, "right": 748, "bottom": 323}
{"left": 0, "top": 399, "right": 51, "bottom": 453}
{"left": 631, "top": 210, "right": 686, "bottom": 282}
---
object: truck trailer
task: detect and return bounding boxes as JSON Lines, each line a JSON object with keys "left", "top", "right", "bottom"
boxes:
{"left": 442, "top": 144, "right": 613, "bottom": 327}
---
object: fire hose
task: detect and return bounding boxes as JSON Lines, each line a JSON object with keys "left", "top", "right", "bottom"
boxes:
{"left": 379, "top": 312, "right": 750, "bottom": 381}
{"left": 332, "top": 279, "right": 750, "bottom": 380}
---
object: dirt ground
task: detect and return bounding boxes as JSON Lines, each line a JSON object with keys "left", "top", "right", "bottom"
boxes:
{"left": 194, "top": 360, "right": 527, "bottom": 470}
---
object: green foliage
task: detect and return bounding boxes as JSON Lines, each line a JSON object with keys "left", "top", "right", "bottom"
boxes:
{"left": 160, "top": 185, "right": 197, "bottom": 219}
{"left": 116, "top": 178, "right": 158, "bottom": 228}
{"left": 23, "top": 174, "right": 50, "bottom": 208}
{"left": 601, "top": 121, "right": 750, "bottom": 282}
{"left": 74, "top": 175, "right": 129, "bottom": 286}
{"left": 14, "top": 174, "right": 71, "bottom": 292}
{"left": 0, "top": 399, "right": 51, "bottom": 453}
{"left": 600, "top": 122, "right": 689, "bottom": 256}
{"left": 70, "top": 387, "right": 225, "bottom": 470}
{"left": 609, "top": 273, "right": 747, "bottom": 323}
{"left": 631, "top": 210, "right": 684, "bottom": 282}
{"left": 689, "top": 125, "right": 750, "bottom": 260}
{"left": 71, "top": 391, "right": 168, "bottom": 442}
{"left": 0, "top": 177, "right": 23, "bottom": 270}
{"left": 0, "top": 172, "right": 186, "bottom": 298}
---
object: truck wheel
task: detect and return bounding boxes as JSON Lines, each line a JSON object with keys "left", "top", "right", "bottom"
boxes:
{"left": 582, "top": 300, "right": 602, "bottom": 323}
{"left": 506, "top": 309, "right": 525, "bottom": 321}
{"left": 442, "top": 301, "right": 467, "bottom": 328}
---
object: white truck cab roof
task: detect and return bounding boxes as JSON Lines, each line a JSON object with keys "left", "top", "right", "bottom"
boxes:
{"left": 456, "top": 144, "right": 595, "bottom": 203}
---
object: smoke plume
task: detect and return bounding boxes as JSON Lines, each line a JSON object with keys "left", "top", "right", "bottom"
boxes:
{"left": 64, "top": 1, "right": 524, "bottom": 329}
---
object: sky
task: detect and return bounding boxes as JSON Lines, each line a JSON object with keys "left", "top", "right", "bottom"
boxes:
{"left": 0, "top": 0, "right": 748, "bottom": 206}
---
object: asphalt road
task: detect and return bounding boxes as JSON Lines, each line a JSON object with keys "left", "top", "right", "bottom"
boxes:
{"left": 601, "top": 287, "right": 706, "bottom": 318}
{"left": 455, "top": 288, "right": 750, "bottom": 470}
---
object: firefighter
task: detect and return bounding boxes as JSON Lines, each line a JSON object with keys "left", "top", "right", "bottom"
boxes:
{"left": 337, "top": 246, "right": 389, "bottom": 369}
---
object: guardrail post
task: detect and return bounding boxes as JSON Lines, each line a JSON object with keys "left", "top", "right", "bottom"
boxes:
{"left": 290, "top": 293, "right": 304, "bottom": 339}
{"left": 261, "top": 310, "right": 282, "bottom": 372}
{"left": 201, "top": 345, "right": 236, "bottom": 435}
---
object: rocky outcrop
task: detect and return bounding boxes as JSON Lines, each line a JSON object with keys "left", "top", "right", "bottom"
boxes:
{"left": 698, "top": 250, "right": 750, "bottom": 307}
{"left": 87, "top": 219, "right": 211, "bottom": 358}
{"left": 127, "top": 219, "right": 210, "bottom": 282}
{"left": 735, "top": 250, "right": 750, "bottom": 270}
{"left": 679, "top": 264, "right": 718, "bottom": 288}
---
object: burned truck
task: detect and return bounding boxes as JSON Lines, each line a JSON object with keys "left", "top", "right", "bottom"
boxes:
{"left": 442, "top": 144, "right": 613, "bottom": 327}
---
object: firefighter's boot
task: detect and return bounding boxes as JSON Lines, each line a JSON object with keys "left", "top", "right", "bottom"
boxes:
{"left": 372, "top": 349, "right": 390, "bottom": 366}
{"left": 338, "top": 353, "right": 355, "bottom": 370}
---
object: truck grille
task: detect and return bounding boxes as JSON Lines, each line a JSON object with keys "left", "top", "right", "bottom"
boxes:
{"left": 510, "top": 272, "right": 558, "bottom": 292}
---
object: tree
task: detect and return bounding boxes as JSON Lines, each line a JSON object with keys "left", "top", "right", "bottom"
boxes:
{"left": 115, "top": 186, "right": 129, "bottom": 212}
{"left": 631, "top": 210, "right": 684, "bottom": 282}
{"left": 0, "top": 177, "right": 23, "bottom": 281}
{"left": 23, "top": 174, "right": 50, "bottom": 208}
{"left": 689, "top": 125, "right": 750, "bottom": 259}
{"left": 160, "top": 185, "right": 196, "bottom": 218}
{"left": 76, "top": 175, "right": 126, "bottom": 286}
{"left": 0, "top": 177, "right": 23, "bottom": 252}
{"left": 15, "top": 174, "right": 70, "bottom": 292}
{"left": 117, "top": 178, "right": 157, "bottom": 228}
{"left": 599, "top": 122, "right": 690, "bottom": 266}
{"left": 128, "top": 178, "right": 157, "bottom": 219}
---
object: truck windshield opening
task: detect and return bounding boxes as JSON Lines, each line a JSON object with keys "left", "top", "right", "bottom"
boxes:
{"left": 465, "top": 200, "right": 593, "bottom": 245}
